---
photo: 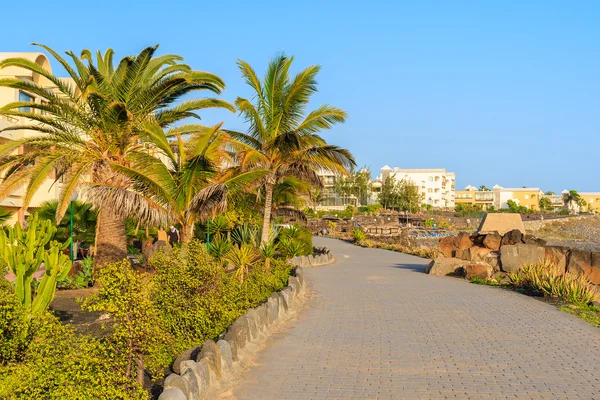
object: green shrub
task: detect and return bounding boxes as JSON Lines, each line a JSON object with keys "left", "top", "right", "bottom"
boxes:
{"left": 0, "top": 312, "right": 146, "bottom": 400}
{"left": 278, "top": 237, "right": 307, "bottom": 258}
{"left": 279, "top": 225, "right": 312, "bottom": 256}
{"left": 83, "top": 261, "right": 171, "bottom": 382}
{"left": 352, "top": 228, "right": 366, "bottom": 244}
{"left": 0, "top": 280, "right": 28, "bottom": 364}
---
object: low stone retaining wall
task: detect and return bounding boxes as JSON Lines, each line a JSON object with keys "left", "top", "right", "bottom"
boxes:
{"left": 289, "top": 250, "right": 335, "bottom": 268}
{"left": 158, "top": 251, "right": 335, "bottom": 400}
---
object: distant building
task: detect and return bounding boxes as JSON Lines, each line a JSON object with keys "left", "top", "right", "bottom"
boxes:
{"left": 378, "top": 166, "right": 456, "bottom": 209}
{"left": 314, "top": 169, "right": 358, "bottom": 210}
{"left": 456, "top": 185, "right": 543, "bottom": 211}
{"left": 0, "top": 52, "right": 67, "bottom": 225}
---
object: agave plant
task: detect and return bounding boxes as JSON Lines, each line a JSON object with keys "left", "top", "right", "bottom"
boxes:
{"left": 231, "top": 223, "right": 259, "bottom": 246}
{"left": 280, "top": 225, "right": 301, "bottom": 240}
{"left": 259, "top": 241, "right": 277, "bottom": 272}
{"left": 225, "top": 243, "right": 259, "bottom": 283}
{"left": 208, "top": 237, "right": 232, "bottom": 266}
{"left": 278, "top": 237, "right": 306, "bottom": 258}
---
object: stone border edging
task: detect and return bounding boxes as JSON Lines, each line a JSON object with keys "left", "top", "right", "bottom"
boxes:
{"left": 158, "top": 263, "right": 312, "bottom": 400}
{"left": 288, "top": 250, "right": 335, "bottom": 268}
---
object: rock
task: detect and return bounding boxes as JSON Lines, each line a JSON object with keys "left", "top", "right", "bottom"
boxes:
{"left": 164, "top": 374, "right": 189, "bottom": 395}
{"left": 477, "top": 213, "right": 526, "bottom": 236}
{"left": 216, "top": 339, "right": 233, "bottom": 371}
{"left": 276, "top": 291, "right": 289, "bottom": 314}
{"left": 438, "top": 236, "right": 457, "bottom": 258}
{"left": 425, "top": 258, "right": 466, "bottom": 276}
{"left": 320, "top": 228, "right": 329, "bottom": 236}
{"left": 469, "top": 246, "right": 493, "bottom": 262}
{"left": 523, "top": 235, "right": 547, "bottom": 247}
{"left": 197, "top": 357, "right": 217, "bottom": 387}
{"left": 158, "top": 387, "right": 187, "bottom": 400}
{"left": 266, "top": 294, "right": 279, "bottom": 325}
{"left": 567, "top": 249, "right": 600, "bottom": 284}
{"left": 455, "top": 248, "right": 471, "bottom": 261}
{"left": 500, "top": 244, "right": 546, "bottom": 273}
{"left": 172, "top": 346, "right": 201, "bottom": 374}
{"left": 482, "top": 251, "right": 501, "bottom": 271}
{"left": 461, "top": 263, "right": 493, "bottom": 279}
{"left": 491, "top": 271, "right": 510, "bottom": 284}
{"left": 501, "top": 229, "right": 523, "bottom": 246}
{"left": 483, "top": 233, "right": 501, "bottom": 251}
{"left": 453, "top": 232, "right": 474, "bottom": 250}
{"left": 197, "top": 340, "right": 222, "bottom": 378}
{"left": 245, "top": 308, "right": 260, "bottom": 341}
{"left": 281, "top": 287, "right": 294, "bottom": 309}
{"left": 180, "top": 362, "right": 202, "bottom": 400}
{"left": 254, "top": 303, "right": 269, "bottom": 331}
{"left": 223, "top": 316, "right": 250, "bottom": 361}
{"left": 545, "top": 246, "right": 570, "bottom": 273}
{"left": 144, "top": 240, "right": 170, "bottom": 261}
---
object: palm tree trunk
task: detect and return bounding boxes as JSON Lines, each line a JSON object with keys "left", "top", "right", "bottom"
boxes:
{"left": 261, "top": 181, "right": 275, "bottom": 243}
{"left": 180, "top": 223, "right": 195, "bottom": 244}
{"left": 94, "top": 207, "right": 128, "bottom": 273}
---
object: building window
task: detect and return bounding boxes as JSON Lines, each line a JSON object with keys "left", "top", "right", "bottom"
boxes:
{"left": 19, "top": 91, "right": 34, "bottom": 112}
{"left": 524, "top": 194, "right": 530, "bottom": 200}
{"left": 428, "top": 176, "right": 433, "bottom": 182}
{"left": 427, "top": 188, "right": 433, "bottom": 193}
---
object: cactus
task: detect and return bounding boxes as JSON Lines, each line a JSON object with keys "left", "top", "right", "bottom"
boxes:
{"left": 0, "top": 213, "right": 71, "bottom": 314}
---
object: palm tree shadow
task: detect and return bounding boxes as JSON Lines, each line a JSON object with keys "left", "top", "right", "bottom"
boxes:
{"left": 389, "top": 263, "right": 427, "bottom": 273}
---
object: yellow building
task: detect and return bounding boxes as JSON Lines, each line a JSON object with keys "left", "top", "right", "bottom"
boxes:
{"left": 0, "top": 52, "right": 64, "bottom": 225}
{"left": 579, "top": 193, "right": 600, "bottom": 212}
{"left": 454, "top": 185, "right": 494, "bottom": 210}
{"left": 456, "top": 185, "right": 542, "bottom": 211}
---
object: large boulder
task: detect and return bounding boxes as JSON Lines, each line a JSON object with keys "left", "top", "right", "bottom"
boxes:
{"left": 545, "top": 246, "right": 570, "bottom": 273}
{"left": 482, "top": 251, "right": 501, "bottom": 272}
{"left": 197, "top": 339, "right": 222, "bottom": 378}
{"left": 425, "top": 258, "right": 466, "bottom": 276}
{"left": 455, "top": 248, "right": 470, "bottom": 261}
{"left": 459, "top": 263, "right": 493, "bottom": 279}
{"left": 477, "top": 213, "right": 525, "bottom": 236}
{"left": 567, "top": 249, "right": 600, "bottom": 285}
{"left": 453, "top": 232, "right": 474, "bottom": 250}
{"left": 500, "top": 244, "right": 545, "bottom": 273}
{"left": 438, "top": 236, "right": 457, "bottom": 258}
{"left": 483, "top": 233, "right": 502, "bottom": 251}
{"left": 469, "top": 246, "right": 493, "bottom": 262}
{"left": 501, "top": 229, "right": 523, "bottom": 246}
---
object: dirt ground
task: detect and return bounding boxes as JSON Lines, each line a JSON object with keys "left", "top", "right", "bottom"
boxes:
{"left": 50, "top": 288, "right": 110, "bottom": 336}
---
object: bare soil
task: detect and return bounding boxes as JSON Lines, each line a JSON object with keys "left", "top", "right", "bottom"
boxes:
{"left": 531, "top": 215, "right": 600, "bottom": 252}
{"left": 50, "top": 288, "right": 110, "bottom": 336}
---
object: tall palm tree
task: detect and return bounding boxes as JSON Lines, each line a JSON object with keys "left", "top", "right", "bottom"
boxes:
{"left": 0, "top": 44, "right": 233, "bottom": 267}
{"left": 228, "top": 55, "right": 355, "bottom": 242}
{"left": 111, "top": 122, "right": 266, "bottom": 243}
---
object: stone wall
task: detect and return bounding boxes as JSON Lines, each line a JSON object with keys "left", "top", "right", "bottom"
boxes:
{"left": 158, "top": 253, "right": 334, "bottom": 400}
{"left": 428, "top": 229, "right": 600, "bottom": 285}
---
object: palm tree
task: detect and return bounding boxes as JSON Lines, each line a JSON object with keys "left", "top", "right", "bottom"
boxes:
{"left": 228, "top": 55, "right": 355, "bottom": 243}
{"left": 565, "top": 190, "right": 582, "bottom": 211}
{"left": 37, "top": 199, "right": 97, "bottom": 245}
{"left": 478, "top": 185, "right": 490, "bottom": 191}
{"left": 0, "top": 45, "right": 233, "bottom": 267}
{"left": 117, "top": 122, "right": 266, "bottom": 243}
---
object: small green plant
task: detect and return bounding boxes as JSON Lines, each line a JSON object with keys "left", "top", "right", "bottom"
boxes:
{"left": 352, "top": 228, "right": 366, "bottom": 244}
{"left": 327, "top": 221, "right": 337, "bottom": 232}
{"left": 231, "top": 223, "right": 259, "bottom": 246}
{"left": 259, "top": 241, "right": 277, "bottom": 272}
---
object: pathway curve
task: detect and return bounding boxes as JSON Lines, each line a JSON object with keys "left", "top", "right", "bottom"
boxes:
{"left": 223, "top": 238, "right": 600, "bottom": 399}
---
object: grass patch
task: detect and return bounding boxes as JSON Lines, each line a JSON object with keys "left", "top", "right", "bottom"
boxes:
{"left": 559, "top": 303, "right": 600, "bottom": 328}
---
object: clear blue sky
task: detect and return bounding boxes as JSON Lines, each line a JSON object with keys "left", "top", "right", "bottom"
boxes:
{"left": 1, "top": 0, "right": 599, "bottom": 192}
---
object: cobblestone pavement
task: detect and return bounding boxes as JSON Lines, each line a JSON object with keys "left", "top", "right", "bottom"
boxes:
{"left": 224, "top": 238, "right": 600, "bottom": 400}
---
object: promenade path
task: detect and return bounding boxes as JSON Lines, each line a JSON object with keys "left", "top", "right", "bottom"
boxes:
{"left": 223, "top": 237, "right": 600, "bottom": 400}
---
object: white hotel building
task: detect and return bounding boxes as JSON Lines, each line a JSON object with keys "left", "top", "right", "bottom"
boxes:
{"left": 378, "top": 166, "right": 456, "bottom": 209}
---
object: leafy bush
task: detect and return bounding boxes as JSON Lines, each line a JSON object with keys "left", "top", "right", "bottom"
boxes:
{"left": 0, "top": 311, "right": 146, "bottom": 399}
{"left": 151, "top": 241, "right": 292, "bottom": 357}
{"left": 0, "top": 280, "right": 28, "bottom": 364}
{"left": 279, "top": 225, "right": 312, "bottom": 256}
{"left": 226, "top": 243, "right": 260, "bottom": 283}
{"left": 83, "top": 261, "right": 171, "bottom": 382}
{"left": 58, "top": 257, "right": 94, "bottom": 289}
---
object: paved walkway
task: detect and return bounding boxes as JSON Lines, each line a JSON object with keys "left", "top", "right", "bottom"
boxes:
{"left": 224, "top": 238, "right": 600, "bottom": 400}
